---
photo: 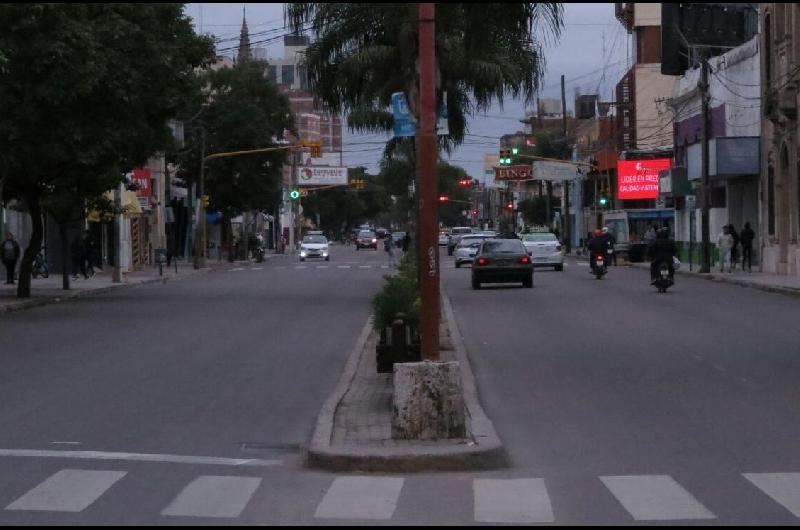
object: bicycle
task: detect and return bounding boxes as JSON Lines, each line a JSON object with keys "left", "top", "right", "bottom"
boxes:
{"left": 31, "top": 249, "right": 49, "bottom": 279}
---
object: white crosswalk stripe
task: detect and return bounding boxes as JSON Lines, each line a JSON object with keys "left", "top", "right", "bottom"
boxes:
{"left": 600, "top": 475, "right": 716, "bottom": 521}
{"left": 314, "top": 476, "right": 404, "bottom": 520}
{"left": 6, "top": 469, "right": 126, "bottom": 512}
{"left": 473, "top": 478, "right": 554, "bottom": 523}
{"left": 162, "top": 476, "right": 261, "bottom": 519}
{"left": 743, "top": 473, "right": 800, "bottom": 518}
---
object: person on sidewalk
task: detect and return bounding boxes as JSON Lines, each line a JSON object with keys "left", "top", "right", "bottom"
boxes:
{"left": 740, "top": 222, "right": 755, "bottom": 273}
{"left": 729, "top": 224, "right": 739, "bottom": 271}
{"left": 2, "top": 233, "right": 21, "bottom": 285}
{"left": 717, "top": 225, "right": 734, "bottom": 273}
{"left": 402, "top": 232, "right": 410, "bottom": 254}
{"left": 71, "top": 234, "right": 87, "bottom": 280}
{"left": 384, "top": 232, "right": 396, "bottom": 267}
{"left": 82, "top": 231, "right": 97, "bottom": 278}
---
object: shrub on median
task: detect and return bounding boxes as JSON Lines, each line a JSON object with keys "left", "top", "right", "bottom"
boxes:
{"left": 372, "top": 249, "right": 420, "bottom": 331}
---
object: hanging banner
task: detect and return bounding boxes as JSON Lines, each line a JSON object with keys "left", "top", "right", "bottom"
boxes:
{"left": 391, "top": 92, "right": 416, "bottom": 137}
{"left": 532, "top": 161, "right": 580, "bottom": 182}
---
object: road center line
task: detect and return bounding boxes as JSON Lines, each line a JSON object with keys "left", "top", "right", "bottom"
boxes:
{"left": 0, "top": 449, "right": 282, "bottom": 467}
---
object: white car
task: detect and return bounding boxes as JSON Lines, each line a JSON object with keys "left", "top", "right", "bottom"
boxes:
{"left": 521, "top": 232, "right": 563, "bottom": 270}
{"left": 454, "top": 234, "right": 489, "bottom": 268}
{"left": 300, "top": 234, "right": 330, "bottom": 261}
{"left": 438, "top": 230, "right": 450, "bottom": 246}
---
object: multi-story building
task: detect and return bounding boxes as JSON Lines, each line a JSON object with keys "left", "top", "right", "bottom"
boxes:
{"left": 760, "top": 3, "right": 800, "bottom": 275}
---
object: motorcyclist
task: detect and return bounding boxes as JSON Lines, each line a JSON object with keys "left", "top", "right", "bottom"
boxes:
{"left": 602, "top": 227, "right": 616, "bottom": 266}
{"left": 647, "top": 227, "right": 677, "bottom": 284}
{"left": 587, "top": 228, "right": 607, "bottom": 273}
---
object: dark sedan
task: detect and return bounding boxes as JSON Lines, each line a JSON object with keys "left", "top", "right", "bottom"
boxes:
{"left": 471, "top": 238, "right": 534, "bottom": 289}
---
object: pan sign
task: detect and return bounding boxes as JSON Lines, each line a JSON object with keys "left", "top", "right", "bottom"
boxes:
{"left": 617, "top": 158, "right": 672, "bottom": 200}
{"left": 297, "top": 167, "right": 348, "bottom": 186}
{"left": 494, "top": 165, "right": 533, "bottom": 181}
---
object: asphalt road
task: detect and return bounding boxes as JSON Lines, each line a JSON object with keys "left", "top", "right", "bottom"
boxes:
{"left": 442, "top": 253, "right": 800, "bottom": 524}
{"left": 2, "top": 244, "right": 800, "bottom": 524}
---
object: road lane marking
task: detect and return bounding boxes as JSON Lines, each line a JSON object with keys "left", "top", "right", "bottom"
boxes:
{"left": 315, "top": 476, "right": 404, "bottom": 520}
{"left": 6, "top": 469, "right": 126, "bottom": 512}
{"left": 250, "top": 267, "right": 263, "bottom": 271}
{"left": 473, "top": 478, "right": 554, "bottom": 523}
{"left": 358, "top": 265, "right": 372, "bottom": 269}
{"left": 229, "top": 268, "right": 246, "bottom": 272}
{"left": 162, "top": 476, "right": 261, "bottom": 518}
{"left": 337, "top": 266, "right": 351, "bottom": 269}
{"left": 381, "top": 265, "right": 390, "bottom": 269}
{"left": 0, "top": 449, "right": 281, "bottom": 467}
{"left": 743, "top": 473, "right": 800, "bottom": 517}
{"left": 295, "top": 266, "right": 308, "bottom": 269}
{"left": 316, "top": 266, "right": 329, "bottom": 269}
{"left": 600, "top": 475, "right": 715, "bottom": 521}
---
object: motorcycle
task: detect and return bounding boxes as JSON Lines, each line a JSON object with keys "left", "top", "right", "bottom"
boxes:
{"left": 593, "top": 253, "right": 606, "bottom": 280}
{"left": 653, "top": 261, "right": 674, "bottom": 293}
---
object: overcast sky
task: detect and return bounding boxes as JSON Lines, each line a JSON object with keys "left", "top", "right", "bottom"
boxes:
{"left": 185, "top": 3, "right": 631, "bottom": 179}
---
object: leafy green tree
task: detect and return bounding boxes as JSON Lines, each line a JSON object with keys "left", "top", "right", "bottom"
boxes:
{"left": 518, "top": 196, "right": 548, "bottom": 226}
{"left": 176, "top": 59, "right": 294, "bottom": 247}
{"left": 285, "top": 3, "right": 563, "bottom": 148}
{"left": 0, "top": 3, "right": 214, "bottom": 297}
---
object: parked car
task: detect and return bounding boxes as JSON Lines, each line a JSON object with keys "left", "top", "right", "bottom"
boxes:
{"left": 447, "top": 226, "right": 474, "bottom": 255}
{"left": 454, "top": 234, "right": 490, "bottom": 268}
{"left": 391, "top": 231, "right": 407, "bottom": 248}
{"left": 438, "top": 230, "right": 450, "bottom": 246}
{"left": 471, "top": 238, "right": 534, "bottom": 289}
{"left": 299, "top": 234, "right": 330, "bottom": 261}
{"left": 521, "top": 232, "right": 564, "bottom": 271}
{"left": 356, "top": 230, "right": 378, "bottom": 250}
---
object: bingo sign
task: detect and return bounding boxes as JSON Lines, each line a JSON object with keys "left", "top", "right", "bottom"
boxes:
{"left": 617, "top": 158, "right": 672, "bottom": 200}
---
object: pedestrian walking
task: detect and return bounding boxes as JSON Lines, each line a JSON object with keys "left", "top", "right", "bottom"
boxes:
{"left": 717, "top": 225, "right": 734, "bottom": 273}
{"left": 740, "top": 221, "right": 755, "bottom": 272}
{"left": 728, "top": 224, "right": 739, "bottom": 271}
{"left": 82, "top": 231, "right": 97, "bottom": 277}
{"left": 384, "top": 233, "right": 396, "bottom": 267}
{"left": 71, "top": 234, "right": 87, "bottom": 279}
{"left": 2, "top": 232, "right": 21, "bottom": 285}
{"left": 402, "top": 232, "right": 410, "bottom": 253}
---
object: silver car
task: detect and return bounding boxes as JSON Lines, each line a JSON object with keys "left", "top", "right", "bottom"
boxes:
{"left": 453, "top": 234, "right": 489, "bottom": 268}
{"left": 521, "top": 232, "right": 564, "bottom": 270}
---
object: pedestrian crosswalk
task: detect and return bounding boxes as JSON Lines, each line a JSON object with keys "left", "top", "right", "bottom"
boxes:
{"left": 228, "top": 263, "right": 392, "bottom": 272}
{"left": 4, "top": 468, "right": 800, "bottom": 522}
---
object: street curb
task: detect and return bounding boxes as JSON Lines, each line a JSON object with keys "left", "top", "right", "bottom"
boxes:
{"left": 628, "top": 262, "right": 800, "bottom": 298}
{"left": 305, "top": 298, "right": 507, "bottom": 473}
{"left": 0, "top": 266, "right": 219, "bottom": 316}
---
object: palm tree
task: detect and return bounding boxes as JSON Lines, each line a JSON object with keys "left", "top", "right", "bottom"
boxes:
{"left": 285, "top": 3, "right": 564, "bottom": 152}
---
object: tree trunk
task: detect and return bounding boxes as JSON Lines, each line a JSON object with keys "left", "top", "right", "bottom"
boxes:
{"left": 16, "top": 193, "right": 43, "bottom": 299}
{"left": 59, "top": 222, "right": 70, "bottom": 291}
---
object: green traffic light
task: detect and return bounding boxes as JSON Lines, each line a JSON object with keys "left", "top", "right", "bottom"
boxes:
{"left": 511, "top": 147, "right": 519, "bottom": 155}
{"left": 290, "top": 190, "right": 300, "bottom": 200}
{"left": 599, "top": 197, "right": 608, "bottom": 206}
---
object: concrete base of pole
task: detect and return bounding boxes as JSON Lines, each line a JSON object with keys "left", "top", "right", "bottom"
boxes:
{"left": 392, "top": 361, "right": 466, "bottom": 440}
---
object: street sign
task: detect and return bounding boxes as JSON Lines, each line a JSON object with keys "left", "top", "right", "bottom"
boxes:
{"left": 391, "top": 92, "right": 416, "bottom": 137}
{"left": 297, "top": 166, "right": 348, "bottom": 185}
{"left": 494, "top": 165, "right": 533, "bottom": 181}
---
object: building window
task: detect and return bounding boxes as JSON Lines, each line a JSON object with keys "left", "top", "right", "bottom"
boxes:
{"left": 281, "top": 65, "right": 295, "bottom": 87}
{"left": 267, "top": 65, "right": 277, "bottom": 83}
{"left": 764, "top": 13, "right": 772, "bottom": 90}
{"left": 298, "top": 65, "right": 309, "bottom": 91}
{"left": 768, "top": 165, "right": 776, "bottom": 236}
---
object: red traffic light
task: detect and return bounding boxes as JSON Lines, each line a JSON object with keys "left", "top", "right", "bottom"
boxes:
{"left": 458, "top": 179, "right": 472, "bottom": 187}
{"left": 438, "top": 195, "right": 449, "bottom": 202}
{"left": 505, "top": 202, "right": 514, "bottom": 210}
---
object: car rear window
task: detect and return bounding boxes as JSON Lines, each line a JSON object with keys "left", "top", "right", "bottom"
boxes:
{"left": 482, "top": 240, "right": 525, "bottom": 254}
{"left": 451, "top": 228, "right": 472, "bottom": 235}
{"left": 522, "top": 233, "right": 557, "bottom": 242}
{"left": 359, "top": 231, "right": 375, "bottom": 237}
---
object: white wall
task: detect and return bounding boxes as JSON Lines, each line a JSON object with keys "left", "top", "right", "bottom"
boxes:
{"left": 634, "top": 3, "right": 661, "bottom": 27}
{"left": 635, "top": 64, "right": 676, "bottom": 150}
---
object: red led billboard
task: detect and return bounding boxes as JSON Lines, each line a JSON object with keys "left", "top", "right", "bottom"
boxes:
{"left": 617, "top": 158, "right": 672, "bottom": 200}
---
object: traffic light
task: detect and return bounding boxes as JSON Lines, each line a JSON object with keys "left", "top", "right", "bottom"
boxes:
{"left": 310, "top": 140, "right": 323, "bottom": 158}
{"left": 201, "top": 195, "right": 210, "bottom": 207}
{"left": 511, "top": 146, "right": 519, "bottom": 155}
{"left": 499, "top": 148, "right": 512, "bottom": 166}
{"left": 438, "top": 195, "right": 449, "bottom": 202}
{"left": 458, "top": 178, "right": 472, "bottom": 187}
{"left": 599, "top": 195, "right": 609, "bottom": 207}
{"left": 289, "top": 189, "right": 300, "bottom": 200}
{"left": 505, "top": 202, "right": 514, "bottom": 211}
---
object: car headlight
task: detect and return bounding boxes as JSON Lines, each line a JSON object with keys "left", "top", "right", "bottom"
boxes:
{"left": 300, "top": 251, "right": 307, "bottom": 257}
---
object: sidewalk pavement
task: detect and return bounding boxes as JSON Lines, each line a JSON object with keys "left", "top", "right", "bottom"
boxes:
{"left": 0, "top": 259, "right": 230, "bottom": 315}
{"left": 568, "top": 251, "right": 800, "bottom": 297}
{"left": 307, "top": 293, "right": 506, "bottom": 473}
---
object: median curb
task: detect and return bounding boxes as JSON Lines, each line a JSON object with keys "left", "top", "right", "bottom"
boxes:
{"left": 306, "top": 293, "right": 507, "bottom": 473}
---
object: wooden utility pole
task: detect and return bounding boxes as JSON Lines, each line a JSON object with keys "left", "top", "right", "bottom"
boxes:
{"left": 561, "top": 74, "right": 570, "bottom": 253}
{"left": 699, "top": 58, "right": 711, "bottom": 273}
{"left": 418, "top": 3, "right": 439, "bottom": 360}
